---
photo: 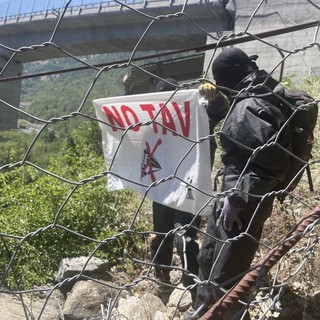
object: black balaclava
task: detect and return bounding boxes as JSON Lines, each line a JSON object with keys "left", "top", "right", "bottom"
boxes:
{"left": 155, "top": 78, "right": 179, "bottom": 92}
{"left": 211, "top": 47, "right": 258, "bottom": 91}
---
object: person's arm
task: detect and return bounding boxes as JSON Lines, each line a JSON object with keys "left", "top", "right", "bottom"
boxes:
{"left": 198, "top": 82, "right": 230, "bottom": 128}
{"left": 198, "top": 82, "right": 230, "bottom": 166}
{"left": 205, "top": 93, "right": 230, "bottom": 128}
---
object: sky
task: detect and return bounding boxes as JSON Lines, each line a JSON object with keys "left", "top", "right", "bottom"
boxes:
{"left": 0, "top": 1, "right": 110, "bottom": 18}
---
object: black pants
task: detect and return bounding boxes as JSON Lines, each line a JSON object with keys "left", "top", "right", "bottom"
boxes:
{"left": 150, "top": 201, "right": 201, "bottom": 288}
{"left": 194, "top": 196, "right": 275, "bottom": 319}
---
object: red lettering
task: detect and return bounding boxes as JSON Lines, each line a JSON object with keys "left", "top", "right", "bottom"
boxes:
{"left": 121, "top": 105, "right": 140, "bottom": 132}
{"left": 102, "top": 106, "right": 125, "bottom": 132}
{"left": 172, "top": 101, "right": 190, "bottom": 137}
{"left": 102, "top": 100, "right": 191, "bottom": 137}
{"left": 140, "top": 104, "right": 159, "bottom": 133}
{"left": 160, "top": 103, "right": 177, "bottom": 136}
{"left": 102, "top": 105, "right": 140, "bottom": 132}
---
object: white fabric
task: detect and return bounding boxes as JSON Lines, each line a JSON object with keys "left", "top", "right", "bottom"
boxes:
{"left": 93, "top": 89, "right": 213, "bottom": 215}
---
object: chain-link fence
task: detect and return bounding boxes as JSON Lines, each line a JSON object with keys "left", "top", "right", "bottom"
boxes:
{"left": 0, "top": 0, "right": 319, "bottom": 319}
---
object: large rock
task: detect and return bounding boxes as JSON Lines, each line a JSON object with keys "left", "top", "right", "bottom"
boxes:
{"left": 0, "top": 290, "right": 64, "bottom": 320}
{"left": 56, "top": 256, "right": 113, "bottom": 296}
{"left": 56, "top": 256, "right": 112, "bottom": 282}
{"left": 116, "top": 292, "right": 166, "bottom": 320}
{"left": 63, "top": 280, "right": 119, "bottom": 320}
{"left": 167, "top": 285, "right": 192, "bottom": 312}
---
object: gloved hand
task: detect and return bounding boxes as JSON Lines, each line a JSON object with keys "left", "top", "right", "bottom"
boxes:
{"left": 198, "top": 82, "right": 220, "bottom": 102}
{"left": 216, "top": 197, "right": 242, "bottom": 231}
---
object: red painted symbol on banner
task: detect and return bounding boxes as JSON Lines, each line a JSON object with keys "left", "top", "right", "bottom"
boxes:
{"left": 141, "top": 139, "right": 162, "bottom": 182}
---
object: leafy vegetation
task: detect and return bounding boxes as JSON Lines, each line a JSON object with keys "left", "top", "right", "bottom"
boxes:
{"left": 0, "top": 121, "right": 149, "bottom": 289}
{"left": 0, "top": 54, "right": 152, "bottom": 289}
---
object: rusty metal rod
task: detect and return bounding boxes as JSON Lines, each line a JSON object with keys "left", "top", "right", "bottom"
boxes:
{"left": 200, "top": 203, "right": 320, "bottom": 320}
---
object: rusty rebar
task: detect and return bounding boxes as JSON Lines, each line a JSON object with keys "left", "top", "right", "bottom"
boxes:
{"left": 200, "top": 203, "right": 320, "bottom": 320}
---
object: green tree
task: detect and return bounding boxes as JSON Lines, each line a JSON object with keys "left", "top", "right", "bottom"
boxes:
{"left": 0, "top": 121, "right": 146, "bottom": 289}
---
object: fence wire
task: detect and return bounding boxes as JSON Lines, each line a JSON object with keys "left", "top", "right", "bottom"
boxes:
{"left": 0, "top": 0, "right": 320, "bottom": 319}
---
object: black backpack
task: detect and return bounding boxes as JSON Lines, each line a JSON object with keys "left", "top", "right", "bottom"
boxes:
{"left": 273, "top": 85, "right": 318, "bottom": 201}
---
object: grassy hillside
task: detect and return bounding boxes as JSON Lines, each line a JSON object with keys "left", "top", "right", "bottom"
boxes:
{"left": 20, "top": 53, "right": 129, "bottom": 121}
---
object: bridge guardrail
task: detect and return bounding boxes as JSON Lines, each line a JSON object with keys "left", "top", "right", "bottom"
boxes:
{"left": 0, "top": 0, "right": 152, "bottom": 24}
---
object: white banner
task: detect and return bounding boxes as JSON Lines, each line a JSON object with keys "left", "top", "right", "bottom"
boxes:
{"left": 93, "top": 89, "right": 213, "bottom": 215}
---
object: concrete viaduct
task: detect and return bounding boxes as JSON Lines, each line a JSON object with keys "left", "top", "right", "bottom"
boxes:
{"left": 1, "top": 0, "right": 319, "bottom": 131}
{"left": 0, "top": 0, "right": 234, "bottom": 130}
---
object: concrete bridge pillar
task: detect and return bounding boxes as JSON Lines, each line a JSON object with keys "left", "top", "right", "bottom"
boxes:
{"left": 0, "top": 58, "right": 23, "bottom": 131}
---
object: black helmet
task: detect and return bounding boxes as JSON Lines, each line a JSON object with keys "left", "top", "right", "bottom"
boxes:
{"left": 212, "top": 47, "right": 258, "bottom": 90}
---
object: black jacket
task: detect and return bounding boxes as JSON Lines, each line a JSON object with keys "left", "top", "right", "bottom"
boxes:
{"left": 220, "top": 70, "right": 292, "bottom": 207}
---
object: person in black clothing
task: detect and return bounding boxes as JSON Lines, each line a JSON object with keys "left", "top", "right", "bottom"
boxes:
{"left": 187, "top": 48, "right": 293, "bottom": 320}
{"left": 150, "top": 78, "right": 229, "bottom": 299}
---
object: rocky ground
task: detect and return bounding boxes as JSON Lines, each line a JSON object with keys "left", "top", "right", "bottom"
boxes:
{"left": 1, "top": 255, "right": 320, "bottom": 320}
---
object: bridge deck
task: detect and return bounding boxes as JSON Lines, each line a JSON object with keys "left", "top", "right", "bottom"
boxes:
{"left": 0, "top": 0, "right": 234, "bottom": 63}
